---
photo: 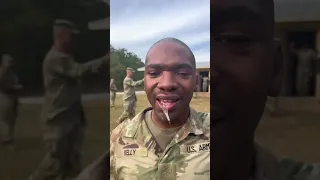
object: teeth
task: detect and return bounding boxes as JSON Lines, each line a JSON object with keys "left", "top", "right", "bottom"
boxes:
{"left": 161, "top": 99, "right": 174, "bottom": 103}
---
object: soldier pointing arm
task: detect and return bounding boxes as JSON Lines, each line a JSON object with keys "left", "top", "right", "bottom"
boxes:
{"left": 117, "top": 67, "right": 144, "bottom": 123}
{"left": 0, "top": 54, "right": 21, "bottom": 148}
{"left": 29, "top": 19, "right": 109, "bottom": 180}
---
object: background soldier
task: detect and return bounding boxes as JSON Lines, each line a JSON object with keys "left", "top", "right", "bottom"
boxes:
{"left": 110, "top": 78, "right": 117, "bottom": 107}
{"left": 193, "top": 72, "right": 201, "bottom": 98}
{"left": 0, "top": 54, "right": 22, "bottom": 149}
{"left": 202, "top": 75, "right": 209, "bottom": 92}
{"left": 117, "top": 67, "right": 144, "bottom": 124}
{"left": 267, "top": 39, "right": 283, "bottom": 114}
{"left": 295, "top": 43, "right": 317, "bottom": 96}
{"left": 28, "top": 19, "right": 108, "bottom": 180}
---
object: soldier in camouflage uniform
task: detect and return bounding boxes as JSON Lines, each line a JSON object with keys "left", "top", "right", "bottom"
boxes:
{"left": 267, "top": 39, "right": 282, "bottom": 114}
{"left": 193, "top": 72, "right": 201, "bottom": 98}
{"left": 28, "top": 19, "right": 108, "bottom": 180}
{"left": 110, "top": 78, "right": 117, "bottom": 107}
{"left": 117, "top": 67, "right": 144, "bottom": 124}
{"left": 211, "top": 0, "right": 320, "bottom": 179}
{"left": 0, "top": 54, "right": 22, "bottom": 148}
{"left": 202, "top": 76, "right": 209, "bottom": 92}
{"left": 76, "top": 38, "right": 210, "bottom": 180}
{"left": 295, "top": 45, "right": 317, "bottom": 96}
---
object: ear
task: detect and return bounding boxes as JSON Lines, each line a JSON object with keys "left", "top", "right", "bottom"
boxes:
{"left": 268, "top": 41, "right": 284, "bottom": 97}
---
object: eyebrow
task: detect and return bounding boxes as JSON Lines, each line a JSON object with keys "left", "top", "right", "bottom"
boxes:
{"left": 145, "top": 63, "right": 194, "bottom": 70}
{"left": 212, "top": 6, "right": 263, "bottom": 25}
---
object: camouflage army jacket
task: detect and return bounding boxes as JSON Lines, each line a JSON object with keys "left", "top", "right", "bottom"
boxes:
{"left": 75, "top": 108, "right": 320, "bottom": 180}
{"left": 110, "top": 107, "right": 210, "bottom": 180}
{"left": 75, "top": 145, "right": 320, "bottom": 180}
{"left": 252, "top": 144, "right": 320, "bottom": 180}
{"left": 122, "top": 77, "right": 144, "bottom": 101}
{"left": 110, "top": 82, "right": 117, "bottom": 92}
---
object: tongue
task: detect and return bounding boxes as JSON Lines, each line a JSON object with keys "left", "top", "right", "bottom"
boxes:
{"left": 161, "top": 101, "right": 176, "bottom": 110}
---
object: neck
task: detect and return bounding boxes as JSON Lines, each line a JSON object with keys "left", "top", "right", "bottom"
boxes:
{"left": 151, "top": 109, "right": 189, "bottom": 129}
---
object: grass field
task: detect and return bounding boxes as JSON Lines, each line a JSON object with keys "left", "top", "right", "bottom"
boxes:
{"left": 1, "top": 94, "right": 320, "bottom": 179}
{"left": 0, "top": 100, "right": 109, "bottom": 180}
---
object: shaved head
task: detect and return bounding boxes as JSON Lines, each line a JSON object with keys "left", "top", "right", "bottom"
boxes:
{"left": 146, "top": 38, "right": 196, "bottom": 67}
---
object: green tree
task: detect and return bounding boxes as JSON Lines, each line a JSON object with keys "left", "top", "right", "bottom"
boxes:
{"left": 0, "top": 0, "right": 110, "bottom": 96}
{"left": 110, "top": 45, "right": 144, "bottom": 90}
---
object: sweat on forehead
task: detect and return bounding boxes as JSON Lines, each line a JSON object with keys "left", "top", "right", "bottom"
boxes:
{"left": 146, "top": 38, "right": 196, "bottom": 66}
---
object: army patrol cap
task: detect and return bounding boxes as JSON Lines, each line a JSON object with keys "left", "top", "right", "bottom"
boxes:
{"left": 54, "top": 19, "right": 80, "bottom": 34}
{"left": 126, "top": 67, "right": 135, "bottom": 72}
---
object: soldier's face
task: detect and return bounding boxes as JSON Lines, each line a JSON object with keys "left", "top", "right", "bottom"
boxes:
{"left": 211, "top": 0, "right": 281, "bottom": 178}
{"left": 127, "top": 70, "right": 133, "bottom": 77}
{"left": 144, "top": 42, "right": 197, "bottom": 123}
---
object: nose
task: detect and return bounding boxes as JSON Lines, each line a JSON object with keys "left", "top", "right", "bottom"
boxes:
{"left": 157, "top": 71, "right": 178, "bottom": 91}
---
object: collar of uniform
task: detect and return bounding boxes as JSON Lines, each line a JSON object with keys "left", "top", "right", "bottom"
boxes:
{"left": 121, "top": 107, "right": 206, "bottom": 138}
{"left": 181, "top": 108, "right": 206, "bottom": 136}
{"left": 121, "top": 107, "right": 153, "bottom": 138}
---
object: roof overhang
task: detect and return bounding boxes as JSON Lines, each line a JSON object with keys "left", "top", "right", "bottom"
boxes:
{"left": 275, "top": 0, "right": 320, "bottom": 22}
{"left": 88, "top": 17, "right": 110, "bottom": 30}
{"left": 88, "top": 0, "right": 110, "bottom": 30}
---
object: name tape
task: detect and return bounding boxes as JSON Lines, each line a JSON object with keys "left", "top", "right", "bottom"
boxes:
{"left": 180, "top": 142, "right": 210, "bottom": 154}
{"left": 122, "top": 148, "right": 148, "bottom": 157}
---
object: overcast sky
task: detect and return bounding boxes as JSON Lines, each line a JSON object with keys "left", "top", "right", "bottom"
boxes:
{"left": 110, "top": 0, "right": 210, "bottom": 63}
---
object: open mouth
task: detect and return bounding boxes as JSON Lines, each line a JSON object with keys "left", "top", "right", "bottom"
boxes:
{"left": 156, "top": 96, "right": 180, "bottom": 111}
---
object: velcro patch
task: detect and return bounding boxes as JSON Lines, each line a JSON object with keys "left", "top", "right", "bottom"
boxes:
{"left": 180, "top": 142, "right": 210, "bottom": 154}
{"left": 122, "top": 148, "right": 148, "bottom": 157}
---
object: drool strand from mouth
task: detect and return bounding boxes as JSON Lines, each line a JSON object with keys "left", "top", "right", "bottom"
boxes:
{"left": 161, "top": 103, "right": 171, "bottom": 125}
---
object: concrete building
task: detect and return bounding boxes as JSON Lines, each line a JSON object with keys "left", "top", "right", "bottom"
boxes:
{"left": 275, "top": 0, "right": 320, "bottom": 97}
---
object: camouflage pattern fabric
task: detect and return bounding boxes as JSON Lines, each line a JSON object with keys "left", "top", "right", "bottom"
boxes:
{"left": 0, "top": 67, "right": 20, "bottom": 143}
{"left": 117, "top": 77, "right": 144, "bottom": 123}
{"left": 193, "top": 73, "right": 202, "bottom": 98}
{"left": 202, "top": 77, "right": 209, "bottom": 92}
{"left": 110, "top": 91, "right": 116, "bottom": 107}
{"left": 111, "top": 107, "right": 210, "bottom": 180}
{"left": 29, "top": 47, "right": 107, "bottom": 180}
{"left": 117, "top": 99, "right": 136, "bottom": 123}
{"left": 296, "top": 49, "right": 317, "bottom": 96}
{"left": 74, "top": 151, "right": 109, "bottom": 180}
{"left": 75, "top": 130, "right": 320, "bottom": 180}
{"left": 252, "top": 144, "right": 320, "bottom": 180}
{"left": 41, "top": 47, "right": 107, "bottom": 124}
{"left": 110, "top": 81, "right": 117, "bottom": 107}
{"left": 29, "top": 123, "right": 84, "bottom": 180}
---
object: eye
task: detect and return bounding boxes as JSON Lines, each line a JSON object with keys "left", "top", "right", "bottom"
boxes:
{"left": 177, "top": 71, "right": 191, "bottom": 77}
{"left": 214, "top": 35, "right": 253, "bottom": 44}
{"left": 148, "top": 71, "right": 161, "bottom": 78}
